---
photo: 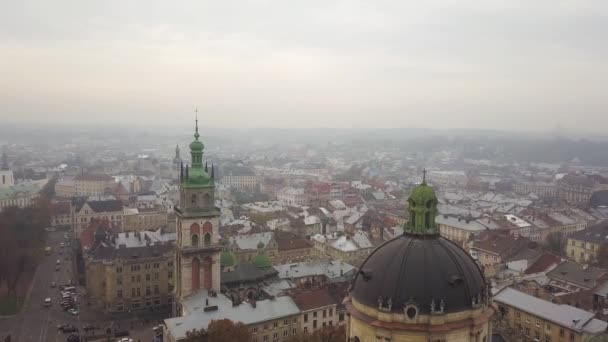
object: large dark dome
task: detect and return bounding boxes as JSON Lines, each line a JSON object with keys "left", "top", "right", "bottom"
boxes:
{"left": 351, "top": 233, "right": 487, "bottom": 315}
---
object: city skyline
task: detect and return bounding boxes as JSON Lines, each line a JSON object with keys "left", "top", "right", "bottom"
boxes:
{"left": 1, "top": 1, "right": 608, "bottom": 133}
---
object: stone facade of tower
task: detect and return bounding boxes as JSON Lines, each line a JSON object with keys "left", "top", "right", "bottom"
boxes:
{"left": 172, "top": 145, "right": 182, "bottom": 181}
{"left": 0, "top": 152, "right": 14, "bottom": 189}
{"left": 174, "top": 119, "right": 221, "bottom": 310}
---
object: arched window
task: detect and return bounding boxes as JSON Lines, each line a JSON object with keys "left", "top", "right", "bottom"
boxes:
{"left": 203, "top": 222, "right": 213, "bottom": 234}
{"left": 410, "top": 212, "right": 416, "bottom": 227}
{"left": 203, "top": 257, "right": 213, "bottom": 290}
{"left": 425, "top": 211, "right": 431, "bottom": 229}
{"left": 191, "top": 258, "right": 200, "bottom": 291}
{"left": 191, "top": 194, "right": 197, "bottom": 205}
{"left": 426, "top": 200, "right": 433, "bottom": 209}
{"left": 191, "top": 234, "right": 199, "bottom": 247}
{"left": 204, "top": 233, "right": 211, "bottom": 246}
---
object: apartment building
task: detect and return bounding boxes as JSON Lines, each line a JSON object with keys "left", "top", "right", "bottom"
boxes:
{"left": 83, "top": 229, "right": 176, "bottom": 313}
{"left": 494, "top": 287, "right": 607, "bottom": 342}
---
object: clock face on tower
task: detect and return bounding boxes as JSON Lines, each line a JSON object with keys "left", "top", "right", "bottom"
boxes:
{"left": 174, "top": 117, "right": 222, "bottom": 301}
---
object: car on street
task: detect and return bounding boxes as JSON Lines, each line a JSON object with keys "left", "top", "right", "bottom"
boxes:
{"left": 117, "top": 338, "right": 133, "bottom": 342}
{"left": 82, "top": 324, "right": 96, "bottom": 331}
{"left": 66, "top": 333, "right": 80, "bottom": 342}
{"left": 51, "top": 281, "right": 56, "bottom": 288}
{"left": 68, "top": 308, "right": 79, "bottom": 315}
{"left": 43, "top": 297, "right": 52, "bottom": 307}
{"left": 56, "top": 259, "right": 61, "bottom": 265}
{"left": 55, "top": 266, "right": 60, "bottom": 271}
{"left": 58, "top": 325, "right": 77, "bottom": 333}
{"left": 60, "top": 242, "right": 65, "bottom": 248}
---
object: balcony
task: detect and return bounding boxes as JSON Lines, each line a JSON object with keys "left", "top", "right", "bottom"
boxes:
{"left": 179, "top": 243, "right": 222, "bottom": 255}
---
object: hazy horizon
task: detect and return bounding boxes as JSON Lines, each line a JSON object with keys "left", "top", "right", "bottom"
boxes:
{"left": 1, "top": 1, "right": 607, "bottom": 133}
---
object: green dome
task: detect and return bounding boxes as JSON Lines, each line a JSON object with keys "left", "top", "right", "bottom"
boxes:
{"left": 252, "top": 254, "right": 272, "bottom": 269}
{"left": 409, "top": 182, "right": 437, "bottom": 206}
{"left": 189, "top": 139, "right": 204, "bottom": 151}
{"left": 220, "top": 251, "right": 237, "bottom": 268}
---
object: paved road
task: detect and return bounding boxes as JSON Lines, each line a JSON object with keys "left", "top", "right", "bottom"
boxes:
{"left": 1, "top": 230, "right": 167, "bottom": 342}
{"left": 0, "top": 230, "right": 73, "bottom": 342}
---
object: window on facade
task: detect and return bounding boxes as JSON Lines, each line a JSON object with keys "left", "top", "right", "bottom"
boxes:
{"left": 263, "top": 336, "right": 268, "bottom": 342}
{"left": 313, "top": 311, "right": 317, "bottom": 318}
{"left": 146, "top": 274, "right": 150, "bottom": 281}
{"left": 117, "top": 277, "right": 122, "bottom": 285}
{"left": 273, "top": 332, "right": 278, "bottom": 340}
{"left": 283, "top": 320, "right": 288, "bottom": 326}
{"left": 545, "top": 336, "right": 551, "bottom": 342}
{"left": 131, "top": 288, "right": 136, "bottom": 297}
{"left": 323, "top": 309, "right": 326, "bottom": 318}
{"left": 136, "top": 275, "right": 141, "bottom": 283}
{"left": 546, "top": 324, "right": 551, "bottom": 331}
{"left": 191, "top": 234, "right": 199, "bottom": 246}
{"left": 191, "top": 194, "right": 197, "bottom": 205}
{"left": 339, "top": 313, "right": 344, "bottom": 321}
{"left": 117, "top": 290, "right": 122, "bottom": 298}
{"left": 168, "top": 271, "right": 173, "bottom": 279}
{"left": 204, "top": 233, "right": 211, "bottom": 246}
{"left": 154, "top": 285, "right": 159, "bottom": 294}
{"left": 264, "top": 324, "right": 268, "bottom": 331}
{"left": 313, "top": 320, "right": 317, "bottom": 329}
{"left": 283, "top": 330, "right": 288, "bottom": 337}
{"left": 136, "top": 287, "right": 141, "bottom": 296}
{"left": 117, "top": 267, "right": 122, "bottom": 273}
{"left": 536, "top": 319, "right": 541, "bottom": 327}
{"left": 329, "top": 308, "right": 333, "bottom": 316}
{"left": 304, "top": 314, "right": 308, "bottom": 322}
{"left": 273, "top": 322, "right": 278, "bottom": 328}
{"left": 146, "top": 287, "right": 151, "bottom": 296}
{"left": 559, "top": 329, "right": 565, "bottom": 337}
{"left": 570, "top": 333, "right": 575, "bottom": 341}
{"left": 535, "top": 331, "right": 540, "bottom": 341}
{"left": 292, "top": 328, "right": 297, "bottom": 335}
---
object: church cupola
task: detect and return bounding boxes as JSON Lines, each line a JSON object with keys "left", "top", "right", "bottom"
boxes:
{"left": 182, "top": 110, "right": 213, "bottom": 188}
{"left": 405, "top": 170, "right": 439, "bottom": 236}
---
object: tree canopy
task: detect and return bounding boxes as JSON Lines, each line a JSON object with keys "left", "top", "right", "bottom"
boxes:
{"left": 183, "top": 319, "right": 251, "bottom": 342}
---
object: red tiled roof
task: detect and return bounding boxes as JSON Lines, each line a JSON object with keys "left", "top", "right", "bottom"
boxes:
{"left": 74, "top": 174, "right": 113, "bottom": 182}
{"left": 524, "top": 253, "right": 562, "bottom": 274}
{"left": 80, "top": 219, "right": 115, "bottom": 250}
{"left": 472, "top": 229, "right": 530, "bottom": 257}
{"left": 292, "top": 288, "right": 337, "bottom": 311}
{"left": 275, "top": 231, "right": 313, "bottom": 251}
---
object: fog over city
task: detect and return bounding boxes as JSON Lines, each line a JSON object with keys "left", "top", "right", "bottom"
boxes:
{"left": 2, "top": 2, "right": 608, "bottom": 342}
{"left": 2, "top": 1, "right": 608, "bottom": 132}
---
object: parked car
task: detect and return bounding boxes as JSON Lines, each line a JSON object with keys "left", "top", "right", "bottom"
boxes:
{"left": 57, "top": 324, "right": 77, "bottom": 333}
{"left": 68, "top": 308, "right": 79, "bottom": 315}
{"left": 66, "top": 334, "right": 80, "bottom": 342}
{"left": 51, "top": 281, "right": 56, "bottom": 288}
{"left": 82, "top": 324, "right": 96, "bottom": 331}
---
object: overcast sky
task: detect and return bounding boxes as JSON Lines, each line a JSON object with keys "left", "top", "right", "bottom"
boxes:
{"left": 1, "top": 0, "right": 607, "bottom": 132}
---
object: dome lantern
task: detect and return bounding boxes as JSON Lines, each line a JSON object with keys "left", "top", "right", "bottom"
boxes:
{"left": 405, "top": 169, "right": 439, "bottom": 236}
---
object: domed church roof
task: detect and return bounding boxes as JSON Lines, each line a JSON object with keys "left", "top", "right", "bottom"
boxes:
{"left": 220, "top": 251, "right": 237, "bottom": 268}
{"left": 351, "top": 171, "right": 488, "bottom": 316}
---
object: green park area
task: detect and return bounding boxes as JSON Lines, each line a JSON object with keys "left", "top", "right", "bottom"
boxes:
{"left": 0, "top": 296, "right": 23, "bottom": 316}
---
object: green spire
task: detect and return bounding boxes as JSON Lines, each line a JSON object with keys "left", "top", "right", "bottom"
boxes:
{"left": 183, "top": 109, "right": 213, "bottom": 188}
{"left": 404, "top": 170, "right": 439, "bottom": 236}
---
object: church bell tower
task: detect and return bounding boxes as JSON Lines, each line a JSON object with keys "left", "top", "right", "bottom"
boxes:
{"left": 174, "top": 113, "right": 221, "bottom": 308}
